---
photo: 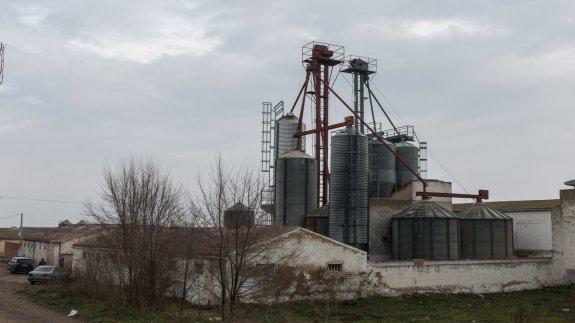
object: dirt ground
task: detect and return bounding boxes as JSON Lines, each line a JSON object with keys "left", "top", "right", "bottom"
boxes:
{"left": 0, "top": 265, "right": 81, "bottom": 323}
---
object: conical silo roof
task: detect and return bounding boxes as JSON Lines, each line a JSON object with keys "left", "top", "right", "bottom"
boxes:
{"left": 279, "top": 150, "right": 314, "bottom": 159}
{"left": 392, "top": 200, "right": 458, "bottom": 219}
{"left": 458, "top": 203, "right": 512, "bottom": 220}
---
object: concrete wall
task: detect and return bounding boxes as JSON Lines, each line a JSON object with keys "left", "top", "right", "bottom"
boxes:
{"left": 390, "top": 179, "right": 452, "bottom": 209}
{"left": 279, "top": 228, "right": 367, "bottom": 272}
{"left": 554, "top": 189, "right": 575, "bottom": 283}
{"left": 365, "top": 258, "right": 553, "bottom": 296}
{"left": 506, "top": 210, "right": 552, "bottom": 251}
{"left": 369, "top": 199, "right": 411, "bottom": 262}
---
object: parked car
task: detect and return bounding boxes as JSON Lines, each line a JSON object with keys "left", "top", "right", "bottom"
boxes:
{"left": 27, "top": 266, "right": 66, "bottom": 284}
{"left": 7, "top": 257, "right": 34, "bottom": 274}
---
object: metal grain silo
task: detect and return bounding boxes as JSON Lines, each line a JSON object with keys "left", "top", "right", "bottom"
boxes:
{"left": 392, "top": 200, "right": 460, "bottom": 260}
{"left": 329, "top": 128, "right": 369, "bottom": 250}
{"left": 368, "top": 137, "right": 396, "bottom": 198}
{"left": 459, "top": 203, "right": 513, "bottom": 259}
{"left": 274, "top": 150, "right": 318, "bottom": 227}
{"left": 224, "top": 202, "right": 254, "bottom": 228}
{"left": 274, "top": 114, "right": 304, "bottom": 159}
{"left": 395, "top": 141, "right": 419, "bottom": 188}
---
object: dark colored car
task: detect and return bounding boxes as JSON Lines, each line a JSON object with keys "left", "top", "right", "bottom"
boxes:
{"left": 8, "top": 257, "right": 34, "bottom": 274}
{"left": 27, "top": 266, "right": 66, "bottom": 284}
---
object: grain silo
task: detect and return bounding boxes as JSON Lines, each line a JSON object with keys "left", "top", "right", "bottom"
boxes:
{"left": 392, "top": 200, "right": 460, "bottom": 260}
{"left": 395, "top": 140, "right": 419, "bottom": 188}
{"left": 459, "top": 203, "right": 513, "bottom": 259}
{"left": 368, "top": 137, "right": 396, "bottom": 197}
{"left": 274, "top": 150, "right": 318, "bottom": 227}
{"left": 224, "top": 202, "right": 254, "bottom": 228}
{"left": 329, "top": 127, "right": 369, "bottom": 250}
{"left": 274, "top": 113, "right": 304, "bottom": 159}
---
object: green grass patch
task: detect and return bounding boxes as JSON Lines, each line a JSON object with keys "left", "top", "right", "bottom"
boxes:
{"left": 17, "top": 284, "right": 575, "bottom": 322}
{"left": 16, "top": 285, "right": 218, "bottom": 322}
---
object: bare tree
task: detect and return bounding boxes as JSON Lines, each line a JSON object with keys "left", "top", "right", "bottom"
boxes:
{"left": 191, "top": 157, "right": 299, "bottom": 320}
{"left": 85, "top": 158, "right": 187, "bottom": 308}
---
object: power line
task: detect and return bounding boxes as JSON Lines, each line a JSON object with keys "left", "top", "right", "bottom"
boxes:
{"left": 0, "top": 195, "right": 82, "bottom": 205}
{"left": 0, "top": 213, "right": 20, "bottom": 220}
{"left": 428, "top": 151, "right": 470, "bottom": 194}
{"left": 366, "top": 80, "right": 470, "bottom": 193}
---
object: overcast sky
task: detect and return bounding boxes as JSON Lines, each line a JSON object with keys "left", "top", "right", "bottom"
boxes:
{"left": 1, "top": 0, "right": 574, "bottom": 227}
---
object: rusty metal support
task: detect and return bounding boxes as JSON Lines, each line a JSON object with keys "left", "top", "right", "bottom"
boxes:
{"left": 289, "top": 71, "right": 310, "bottom": 114}
{"left": 317, "top": 76, "right": 428, "bottom": 191}
{"left": 322, "top": 65, "right": 330, "bottom": 202}
{"left": 364, "top": 80, "right": 400, "bottom": 136}
{"left": 416, "top": 190, "right": 489, "bottom": 202}
{"left": 294, "top": 116, "right": 353, "bottom": 138}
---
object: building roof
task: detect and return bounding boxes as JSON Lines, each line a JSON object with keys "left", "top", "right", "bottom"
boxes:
{"left": 452, "top": 199, "right": 560, "bottom": 213}
{"left": 305, "top": 204, "right": 329, "bottom": 218}
{"left": 392, "top": 200, "right": 458, "bottom": 219}
{"left": 0, "top": 226, "right": 100, "bottom": 243}
{"left": 457, "top": 203, "right": 512, "bottom": 220}
{"left": 73, "top": 226, "right": 299, "bottom": 257}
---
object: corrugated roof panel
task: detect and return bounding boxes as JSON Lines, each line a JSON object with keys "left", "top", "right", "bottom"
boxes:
{"left": 392, "top": 200, "right": 458, "bottom": 219}
{"left": 458, "top": 203, "right": 512, "bottom": 220}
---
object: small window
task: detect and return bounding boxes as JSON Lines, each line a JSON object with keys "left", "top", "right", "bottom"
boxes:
{"left": 328, "top": 263, "right": 342, "bottom": 272}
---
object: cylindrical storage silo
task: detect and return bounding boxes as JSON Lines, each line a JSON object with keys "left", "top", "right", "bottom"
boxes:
{"left": 329, "top": 128, "right": 369, "bottom": 250}
{"left": 395, "top": 141, "right": 419, "bottom": 188}
{"left": 392, "top": 200, "right": 460, "bottom": 260}
{"left": 368, "top": 137, "right": 396, "bottom": 198}
{"left": 274, "top": 114, "right": 304, "bottom": 160}
{"left": 274, "top": 150, "right": 318, "bottom": 227}
{"left": 224, "top": 202, "right": 255, "bottom": 228}
{"left": 459, "top": 203, "right": 513, "bottom": 259}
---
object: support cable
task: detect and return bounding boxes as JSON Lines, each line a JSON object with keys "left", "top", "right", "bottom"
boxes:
{"left": 317, "top": 77, "right": 427, "bottom": 190}
{"left": 365, "top": 80, "right": 400, "bottom": 136}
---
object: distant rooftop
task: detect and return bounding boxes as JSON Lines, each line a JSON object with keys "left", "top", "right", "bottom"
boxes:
{"left": 453, "top": 199, "right": 560, "bottom": 213}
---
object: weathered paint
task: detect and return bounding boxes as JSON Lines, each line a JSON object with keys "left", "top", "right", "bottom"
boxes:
{"left": 507, "top": 210, "right": 552, "bottom": 251}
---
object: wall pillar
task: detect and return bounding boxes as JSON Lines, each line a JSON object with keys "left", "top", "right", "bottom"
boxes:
{"left": 553, "top": 189, "right": 575, "bottom": 284}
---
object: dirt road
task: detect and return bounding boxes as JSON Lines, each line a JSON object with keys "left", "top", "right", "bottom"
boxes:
{"left": 0, "top": 266, "right": 81, "bottom": 323}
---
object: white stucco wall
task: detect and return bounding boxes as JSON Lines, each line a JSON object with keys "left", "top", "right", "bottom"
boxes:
{"left": 279, "top": 228, "right": 367, "bottom": 272}
{"left": 365, "top": 258, "right": 553, "bottom": 296}
{"left": 507, "top": 210, "right": 552, "bottom": 251}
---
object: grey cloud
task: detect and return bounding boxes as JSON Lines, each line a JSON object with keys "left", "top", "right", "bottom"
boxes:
{"left": 0, "top": 0, "right": 574, "bottom": 226}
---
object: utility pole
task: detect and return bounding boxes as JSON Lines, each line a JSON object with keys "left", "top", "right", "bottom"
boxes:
{"left": 19, "top": 213, "right": 23, "bottom": 252}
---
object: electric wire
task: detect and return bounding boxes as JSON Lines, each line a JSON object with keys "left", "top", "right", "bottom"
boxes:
{"left": 0, "top": 195, "right": 82, "bottom": 205}
{"left": 0, "top": 213, "right": 20, "bottom": 220}
{"left": 366, "top": 79, "right": 470, "bottom": 193}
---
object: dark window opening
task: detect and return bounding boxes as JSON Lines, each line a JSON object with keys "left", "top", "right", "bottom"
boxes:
{"left": 328, "top": 263, "right": 342, "bottom": 272}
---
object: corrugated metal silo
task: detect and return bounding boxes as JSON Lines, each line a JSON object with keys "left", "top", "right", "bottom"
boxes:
{"left": 224, "top": 202, "right": 254, "bottom": 228}
{"left": 274, "top": 113, "right": 304, "bottom": 159}
{"left": 459, "top": 203, "right": 513, "bottom": 259}
{"left": 368, "top": 137, "right": 396, "bottom": 198}
{"left": 392, "top": 200, "right": 460, "bottom": 260}
{"left": 395, "top": 141, "right": 419, "bottom": 188}
{"left": 329, "top": 128, "right": 369, "bottom": 250}
{"left": 274, "top": 150, "right": 318, "bottom": 227}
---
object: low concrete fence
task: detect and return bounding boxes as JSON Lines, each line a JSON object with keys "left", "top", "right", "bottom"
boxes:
{"left": 365, "top": 257, "right": 555, "bottom": 296}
